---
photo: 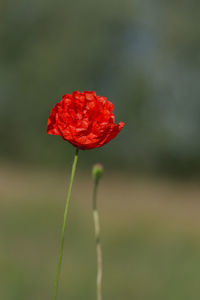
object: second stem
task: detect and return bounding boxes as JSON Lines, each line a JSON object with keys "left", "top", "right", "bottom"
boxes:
{"left": 93, "top": 179, "right": 103, "bottom": 300}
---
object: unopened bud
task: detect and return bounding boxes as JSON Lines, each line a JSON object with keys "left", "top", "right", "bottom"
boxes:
{"left": 92, "top": 163, "right": 104, "bottom": 183}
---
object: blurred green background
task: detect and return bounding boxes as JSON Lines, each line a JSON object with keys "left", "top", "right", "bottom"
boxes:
{"left": 1, "top": 0, "right": 200, "bottom": 299}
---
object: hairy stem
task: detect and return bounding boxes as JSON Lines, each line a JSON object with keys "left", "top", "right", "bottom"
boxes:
{"left": 93, "top": 180, "right": 103, "bottom": 300}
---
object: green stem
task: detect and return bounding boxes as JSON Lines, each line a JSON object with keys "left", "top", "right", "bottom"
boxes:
{"left": 93, "top": 179, "right": 103, "bottom": 300}
{"left": 53, "top": 148, "right": 79, "bottom": 300}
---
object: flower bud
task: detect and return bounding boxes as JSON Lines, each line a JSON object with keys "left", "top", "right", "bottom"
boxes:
{"left": 92, "top": 163, "right": 104, "bottom": 183}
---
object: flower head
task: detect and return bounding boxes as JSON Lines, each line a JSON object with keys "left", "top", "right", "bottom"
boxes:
{"left": 47, "top": 91, "right": 125, "bottom": 150}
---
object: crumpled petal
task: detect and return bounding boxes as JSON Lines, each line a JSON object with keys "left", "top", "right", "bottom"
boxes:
{"left": 47, "top": 91, "right": 125, "bottom": 150}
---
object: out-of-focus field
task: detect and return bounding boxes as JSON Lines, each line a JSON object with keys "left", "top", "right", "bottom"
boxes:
{"left": 1, "top": 164, "right": 200, "bottom": 300}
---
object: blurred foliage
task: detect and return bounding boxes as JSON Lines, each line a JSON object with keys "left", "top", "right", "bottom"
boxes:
{"left": 1, "top": 0, "right": 200, "bottom": 176}
{"left": 1, "top": 167, "right": 200, "bottom": 299}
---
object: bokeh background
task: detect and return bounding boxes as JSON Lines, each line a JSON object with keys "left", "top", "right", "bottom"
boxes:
{"left": 1, "top": 0, "right": 200, "bottom": 299}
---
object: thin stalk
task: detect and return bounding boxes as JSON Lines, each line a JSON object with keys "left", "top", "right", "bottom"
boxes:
{"left": 53, "top": 148, "right": 79, "bottom": 300}
{"left": 93, "top": 179, "right": 103, "bottom": 300}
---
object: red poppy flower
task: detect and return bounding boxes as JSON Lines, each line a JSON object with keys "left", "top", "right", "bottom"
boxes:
{"left": 47, "top": 91, "right": 125, "bottom": 150}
